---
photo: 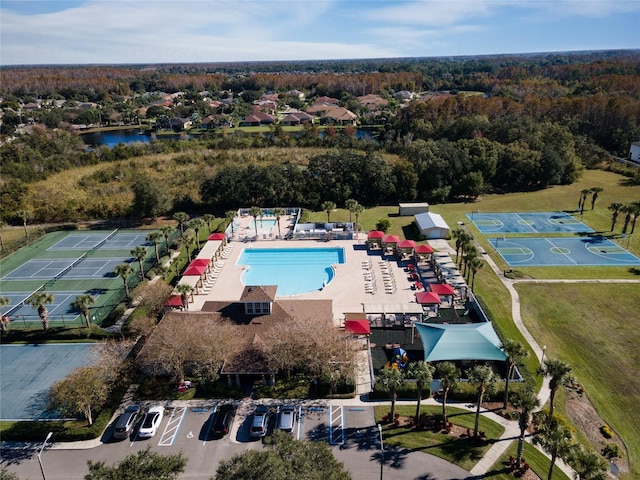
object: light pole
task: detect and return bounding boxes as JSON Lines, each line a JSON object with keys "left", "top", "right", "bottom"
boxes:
{"left": 540, "top": 345, "right": 547, "bottom": 369}
{"left": 37, "top": 431, "right": 53, "bottom": 480}
{"left": 377, "top": 423, "right": 384, "bottom": 480}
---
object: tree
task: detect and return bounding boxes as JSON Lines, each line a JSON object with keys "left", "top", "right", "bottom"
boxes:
{"left": 0, "top": 219, "right": 6, "bottom": 251}
{"left": 321, "top": 201, "right": 336, "bottom": 223}
{"left": 435, "top": 361, "right": 458, "bottom": 424}
{"left": 468, "top": 256, "right": 484, "bottom": 291}
{"left": 353, "top": 203, "right": 365, "bottom": 239}
{"left": 16, "top": 209, "right": 30, "bottom": 239}
{"left": 86, "top": 447, "right": 186, "bottom": 480}
{"left": 203, "top": 213, "right": 216, "bottom": 233}
{"left": 173, "top": 211, "right": 190, "bottom": 235}
{"left": 620, "top": 203, "right": 634, "bottom": 234}
{"left": 407, "top": 361, "right": 434, "bottom": 422}
{"left": 541, "top": 358, "right": 571, "bottom": 415}
{"left": 27, "top": 292, "right": 55, "bottom": 330}
{"left": 0, "top": 465, "right": 19, "bottom": 480}
{"left": 131, "top": 175, "right": 170, "bottom": 219}
{"left": 467, "top": 364, "right": 496, "bottom": 438}
{"left": 629, "top": 201, "right": 640, "bottom": 235}
{"left": 454, "top": 230, "right": 473, "bottom": 266}
{"left": 49, "top": 365, "right": 110, "bottom": 426}
{"left": 0, "top": 296, "right": 10, "bottom": 333}
{"left": 114, "top": 263, "right": 134, "bottom": 298}
{"left": 216, "top": 430, "right": 351, "bottom": 480}
{"left": 533, "top": 417, "right": 576, "bottom": 480}
{"left": 273, "top": 207, "right": 285, "bottom": 238}
{"left": 376, "top": 367, "right": 404, "bottom": 422}
{"left": 501, "top": 339, "right": 529, "bottom": 409}
{"left": 249, "top": 206, "right": 262, "bottom": 238}
{"left": 579, "top": 188, "right": 591, "bottom": 214}
{"left": 345, "top": 198, "right": 358, "bottom": 223}
{"left": 376, "top": 218, "right": 391, "bottom": 232}
{"left": 160, "top": 225, "right": 174, "bottom": 255}
{"left": 590, "top": 187, "right": 603, "bottom": 210}
{"left": 131, "top": 246, "right": 148, "bottom": 280}
{"left": 71, "top": 294, "right": 96, "bottom": 327}
{"left": 569, "top": 445, "right": 608, "bottom": 480}
{"left": 175, "top": 283, "right": 194, "bottom": 310}
{"left": 225, "top": 210, "right": 237, "bottom": 235}
{"left": 608, "top": 202, "right": 623, "bottom": 231}
{"left": 182, "top": 234, "right": 195, "bottom": 263}
{"left": 189, "top": 217, "right": 206, "bottom": 249}
{"left": 146, "top": 231, "right": 163, "bottom": 263}
{"left": 510, "top": 387, "right": 540, "bottom": 470}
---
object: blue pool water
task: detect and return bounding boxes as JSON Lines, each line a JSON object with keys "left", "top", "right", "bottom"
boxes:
{"left": 238, "top": 247, "right": 345, "bottom": 296}
{"left": 248, "top": 218, "right": 277, "bottom": 233}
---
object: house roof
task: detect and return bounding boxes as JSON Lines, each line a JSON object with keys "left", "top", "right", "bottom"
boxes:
{"left": 415, "top": 212, "right": 450, "bottom": 231}
{"left": 240, "top": 285, "right": 278, "bottom": 303}
{"left": 415, "top": 244, "right": 434, "bottom": 254}
{"left": 397, "top": 240, "right": 416, "bottom": 249}
{"left": 368, "top": 230, "right": 385, "bottom": 239}
{"left": 382, "top": 235, "right": 400, "bottom": 244}
{"left": 415, "top": 322, "right": 507, "bottom": 362}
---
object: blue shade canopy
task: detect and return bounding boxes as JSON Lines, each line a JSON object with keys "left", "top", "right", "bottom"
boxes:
{"left": 415, "top": 322, "right": 507, "bottom": 362}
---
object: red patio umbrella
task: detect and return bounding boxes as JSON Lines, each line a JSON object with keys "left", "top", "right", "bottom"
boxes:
{"left": 397, "top": 240, "right": 416, "bottom": 249}
{"left": 367, "top": 231, "right": 385, "bottom": 239}
{"left": 208, "top": 233, "right": 226, "bottom": 241}
{"left": 164, "top": 295, "right": 183, "bottom": 307}
{"left": 415, "top": 244, "right": 434, "bottom": 254}
{"left": 382, "top": 235, "right": 400, "bottom": 244}
{"left": 429, "top": 283, "right": 456, "bottom": 296}
{"left": 344, "top": 319, "right": 371, "bottom": 335}
{"left": 416, "top": 291, "right": 441, "bottom": 304}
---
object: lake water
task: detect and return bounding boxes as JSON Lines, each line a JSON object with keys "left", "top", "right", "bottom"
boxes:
{"left": 81, "top": 127, "right": 377, "bottom": 148}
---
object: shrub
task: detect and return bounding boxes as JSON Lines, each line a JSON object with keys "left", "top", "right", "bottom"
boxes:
{"left": 600, "top": 424, "right": 614, "bottom": 439}
{"left": 602, "top": 443, "right": 622, "bottom": 459}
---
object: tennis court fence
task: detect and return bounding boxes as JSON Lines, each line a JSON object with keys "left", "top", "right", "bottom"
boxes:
{"left": 3, "top": 284, "right": 46, "bottom": 317}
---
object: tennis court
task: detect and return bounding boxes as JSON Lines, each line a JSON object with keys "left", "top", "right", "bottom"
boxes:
{"left": 467, "top": 211, "right": 594, "bottom": 234}
{"left": 1, "top": 289, "right": 101, "bottom": 325}
{"left": 1, "top": 257, "right": 130, "bottom": 281}
{"left": 493, "top": 236, "right": 640, "bottom": 267}
{"left": 47, "top": 231, "right": 149, "bottom": 251}
{"left": 0, "top": 343, "right": 96, "bottom": 420}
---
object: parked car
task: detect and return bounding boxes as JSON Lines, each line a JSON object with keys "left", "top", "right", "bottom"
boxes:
{"left": 211, "top": 404, "right": 235, "bottom": 438}
{"left": 113, "top": 405, "right": 141, "bottom": 440}
{"left": 249, "top": 405, "right": 271, "bottom": 438}
{"left": 138, "top": 406, "right": 164, "bottom": 438}
{"left": 276, "top": 405, "right": 296, "bottom": 434}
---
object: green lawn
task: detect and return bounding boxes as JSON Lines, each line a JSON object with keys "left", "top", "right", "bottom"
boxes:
{"left": 374, "top": 405, "right": 505, "bottom": 472}
{"left": 486, "top": 441, "right": 572, "bottom": 480}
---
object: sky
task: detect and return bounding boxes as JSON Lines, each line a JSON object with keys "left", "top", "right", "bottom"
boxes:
{"left": 1, "top": 0, "right": 639, "bottom": 66}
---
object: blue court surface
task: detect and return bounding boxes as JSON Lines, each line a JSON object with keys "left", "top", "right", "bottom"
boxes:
{"left": 1, "top": 257, "right": 131, "bottom": 281}
{"left": 1, "top": 290, "right": 96, "bottom": 324}
{"left": 494, "top": 237, "right": 640, "bottom": 267}
{"left": 0, "top": 343, "right": 96, "bottom": 420}
{"left": 467, "top": 211, "right": 594, "bottom": 234}
{"left": 48, "top": 231, "right": 149, "bottom": 251}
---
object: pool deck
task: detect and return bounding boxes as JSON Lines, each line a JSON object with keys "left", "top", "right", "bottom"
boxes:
{"left": 188, "top": 235, "right": 424, "bottom": 322}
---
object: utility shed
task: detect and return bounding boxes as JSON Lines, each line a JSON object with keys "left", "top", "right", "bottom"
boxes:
{"left": 415, "top": 212, "right": 450, "bottom": 239}
{"left": 399, "top": 203, "right": 430, "bottom": 216}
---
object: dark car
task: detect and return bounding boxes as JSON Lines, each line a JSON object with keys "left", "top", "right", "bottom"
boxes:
{"left": 249, "top": 405, "right": 271, "bottom": 438}
{"left": 211, "top": 404, "right": 235, "bottom": 438}
{"left": 113, "top": 405, "right": 141, "bottom": 440}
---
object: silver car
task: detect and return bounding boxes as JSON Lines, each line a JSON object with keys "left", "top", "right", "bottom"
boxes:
{"left": 276, "top": 405, "right": 296, "bottom": 434}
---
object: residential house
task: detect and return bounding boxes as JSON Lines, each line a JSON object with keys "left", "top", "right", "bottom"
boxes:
{"left": 240, "top": 107, "right": 275, "bottom": 127}
{"left": 280, "top": 112, "right": 314, "bottom": 126}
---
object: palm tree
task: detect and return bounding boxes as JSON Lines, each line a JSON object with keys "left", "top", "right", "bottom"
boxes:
{"left": 533, "top": 417, "right": 576, "bottom": 480}
{"left": 629, "top": 201, "right": 640, "bottom": 235}
{"left": 154, "top": 264, "right": 170, "bottom": 280}
{"left": 0, "top": 219, "right": 6, "bottom": 251}
{"left": 435, "top": 361, "right": 459, "bottom": 424}
{"left": 203, "top": 214, "right": 216, "bottom": 233}
{"left": 501, "top": 339, "right": 529, "bottom": 409}
{"left": 456, "top": 232, "right": 473, "bottom": 267}
{"left": 27, "top": 292, "right": 55, "bottom": 330}
{"left": 451, "top": 226, "right": 465, "bottom": 260}
{"left": 569, "top": 445, "right": 608, "bottom": 480}
{"left": 321, "top": 201, "right": 337, "bottom": 223}
{"left": 131, "top": 246, "right": 148, "bottom": 280}
{"left": 608, "top": 202, "right": 623, "bottom": 231}
{"left": 71, "top": 294, "right": 96, "bottom": 327}
{"left": 182, "top": 234, "right": 195, "bottom": 262}
{"left": 16, "top": 209, "right": 30, "bottom": 239}
{"left": 376, "top": 367, "right": 405, "bottom": 422}
{"left": 620, "top": 203, "right": 634, "bottom": 234}
{"left": 273, "top": 207, "right": 285, "bottom": 238}
{"left": 114, "top": 263, "right": 134, "bottom": 298}
{"left": 590, "top": 187, "right": 603, "bottom": 210}
{"left": 345, "top": 199, "right": 358, "bottom": 223}
{"left": 407, "top": 361, "right": 434, "bottom": 423}
{"left": 146, "top": 231, "right": 163, "bottom": 263}
{"left": 173, "top": 211, "right": 190, "bottom": 235}
{"left": 189, "top": 218, "right": 206, "bottom": 249}
{"left": 468, "top": 256, "right": 484, "bottom": 291}
{"left": 511, "top": 387, "right": 540, "bottom": 470}
{"left": 467, "top": 364, "right": 495, "bottom": 438}
{"left": 249, "top": 206, "right": 261, "bottom": 238}
{"left": 175, "top": 284, "right": 194, "bottom": 310}
{"left": 579, "top": 188, "right": 591, "bottom": 214}
{"left": 160, "top": 225, "right": 174, "bottom": 255}
{"left": 462, "top": 243, "right": 478, "bottom": 277}
{"left": 353, "top": 203, "right": 365, "bottom": 239}
{"left": 225, "top": 210, "right": 237, "bottom": 235}
{"left": 0, "top": 296, "right": 10, "bottom": 332}
{"left": 541, "top": 358, "right": 571, "bottom": 415}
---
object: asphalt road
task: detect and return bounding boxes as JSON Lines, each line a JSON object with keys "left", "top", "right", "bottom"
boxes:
{"left": 1, "top": 402, "right": 471, "bottom": 480}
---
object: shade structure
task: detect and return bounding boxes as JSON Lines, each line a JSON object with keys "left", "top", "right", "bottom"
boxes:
{"left": 414, "top": 322, "right": 507, "bottom": 362}
{"left": 208, "top": 233, "right": 226, "bottom": 241}
{"left": 397, "top": 240, "right": 416, "bottom": 249}
{"left": 164, "top": 295, "right": 184, "bottom": 307}
{"left": 367, "top": 230, "right": 385, "bottom": 239}
{"left": 183, "top": 258, "right": 209, "bottom": 276}
{"left": 429, "top": 283, "right": 456, "bottom": 296}
{"left": 344, "top": 319, "right": 371, "bottom": 335}
{"left": 415, "top": 244, "right": 434, "bottom": 254}
{"left": 416, "top": 291, "right": 441, "bottom": 304}
{"left": 382, "top": 235, "right": 400, "bottom": 244}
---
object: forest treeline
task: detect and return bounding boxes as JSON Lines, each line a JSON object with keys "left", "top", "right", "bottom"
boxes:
{"left": 1, "top": 51, "right": 639, "bottom": 223}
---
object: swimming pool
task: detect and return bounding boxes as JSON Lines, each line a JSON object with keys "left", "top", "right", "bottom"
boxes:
{"left": 238, "top": 247, "right": 345, "bottom": 296}
{"left": 248, "top": 218, "right": 277, "bottom": 234}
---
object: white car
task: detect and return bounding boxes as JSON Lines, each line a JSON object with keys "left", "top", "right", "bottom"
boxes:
{"left": 137, "top": 406, "right": 164, "bottom": 438}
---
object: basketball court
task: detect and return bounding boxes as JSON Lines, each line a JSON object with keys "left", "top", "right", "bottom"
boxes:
{"left": 493, "top": 236, "right": 640, "bottom": 267}
{"left": 467, "top": 211, "right": 594, "bottom": 234}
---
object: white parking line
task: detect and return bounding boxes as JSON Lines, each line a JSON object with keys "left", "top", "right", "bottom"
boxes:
{"left": 158, "top": 406, "right": 187, "bottom": 446}
{"left": 297, "top": 406, "right": 303, "bottom": 440}
{"left": 328, "top": 405, "right": 344, "bottom": 445}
